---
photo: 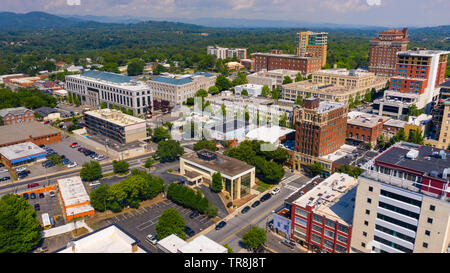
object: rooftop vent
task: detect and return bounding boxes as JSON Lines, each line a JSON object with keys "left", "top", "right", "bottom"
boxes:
{"left": 406, "top": 149, "right": 419, "bottom": 160}
{"left": 439, "top": 150, "right": 447, "bottom": 159}
{"left": 197, "top": 150, "right": 217, "bottom": 161}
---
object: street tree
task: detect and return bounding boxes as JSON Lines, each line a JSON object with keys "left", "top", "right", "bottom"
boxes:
{"left": 80, "top": 161, "right": 102, "bottom": 181}
{"left": 156, "top": 140, "right": 184, "bottom": 162}
{"left": 242, "top": 226, "right": 266, "bottom": 251}
{"left": 112, "top": 160, "right": 129, "bottom": 174}
{"left": 156, "top": 208, "right": 186, "bottom": 240}
{"left": 211, "top": 172, "right": 223, "bottom": 192}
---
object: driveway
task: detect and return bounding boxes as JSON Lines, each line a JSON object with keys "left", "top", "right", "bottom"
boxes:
{"left": 199, "top": 184, "right": 228, "bottom": 219}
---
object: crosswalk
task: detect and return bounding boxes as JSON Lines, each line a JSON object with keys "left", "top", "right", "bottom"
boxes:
{"left": 280, "top": 174, "right": 302, "bottom": 191}
{"left": 284, "top": 184, "right": 299, "bottom": 191}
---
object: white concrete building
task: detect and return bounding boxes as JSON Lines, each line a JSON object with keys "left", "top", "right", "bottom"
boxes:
{"left": 157, "top": 234, "right": 227, "bottom": 253}
{"left": 207, "top": 46, "right": 247, "bottom": 60}
{"left": 234, "top": 84, "right": 263, "bottom": 97}
{"left": 66, "top": 70, "right": 152, "bottom": 116}
{"left": 247, "top": 69, "right": 300, "bottom": 90}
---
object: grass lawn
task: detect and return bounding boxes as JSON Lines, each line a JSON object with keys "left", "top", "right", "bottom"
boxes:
{"left": 256, "top": 180, "right": 274, "bottom": 191}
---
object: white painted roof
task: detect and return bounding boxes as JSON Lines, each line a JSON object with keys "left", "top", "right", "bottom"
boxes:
{"left": 0, "top": 142, "right": 46, "bottom": 161}
{"left": 245, "top": 125, "right": 294, "bottom": 144}
{"left": 57, "top": 176, "right": 90, "bottom": 207}
{"left": 157, "top": 234, "right": 188, "bottom": 253}
{"left": 178, "top": 235, "right": 227, "bottom": 253}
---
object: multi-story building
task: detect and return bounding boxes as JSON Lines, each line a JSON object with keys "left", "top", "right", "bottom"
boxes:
{"left": 274, "top": 173, "right": 358, "bottom": 253}
{"left": 368, "top": 28, "right": 409, "bottom": 77}
{"left": 254, "top": 52, "right": 322, "bottom": 74}
{"left": 311, "top": 68, "right": 387, "bottom": 90}
{"left": 207, "top": 46, "right": 247, "bottom": 60}
{"left": 66, "top": 70, "right": 152, "bottom": 116}
{"left": 180, "top": 149, "right": 255, "bottom": 201}
{"left": 346, "top": 111, "right": 391, "bottom": 146}
{"left": 404, "top": 114, "right": 433, "bottom": 139}
{"left": 0, "top": 107, "right": 35, "bottom": 126}
{"left": 296, "top": 31, "right": 328, "bottom": 67}
{"left": 383, "top": 119, "right": 406, "bottom": 139}
{"left": 291, "top": 98, "right": 347, "bottom": 172}
{"left": 148, "top": 72, "right": 216, "bottom": 105}
{"left": 234, "top": 84, "right": 263, "bottom": 97}
{"left": 247, "top": 69, "right": 300, "bottom": 90}
{"left": 372, "top": 91, "right": 419, "bottom": 119}
{"left": 281, "top": 75, "right": 386, "bottom": 105}
{"left": 84, "top": 109, "right": 147, "bottom": 144}
{"left": 351, "top": 142, "right": 450, "bottom": 253}
{"left": 389, "top": 48, "right": 449, "bottom": 111}
{"left": 426, "top": 81, "right": 450, "bottom": 149}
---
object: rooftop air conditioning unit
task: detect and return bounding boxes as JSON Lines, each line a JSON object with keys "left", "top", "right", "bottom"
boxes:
{"left": 406, "top": 149, "right": 419, "bottom": 160}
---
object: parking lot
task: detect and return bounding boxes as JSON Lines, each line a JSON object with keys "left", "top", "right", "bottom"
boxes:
{"left": 46, "top": 136, "right": 109, "bottom": 167}
{"left": 97, "top": 199, "right": 215, "bottom": 252}
{"left": 26, "top": 190, "right": 66, "bottom": 228}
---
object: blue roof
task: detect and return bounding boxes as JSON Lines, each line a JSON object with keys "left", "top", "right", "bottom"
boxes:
{"left": 151, "top": 76, "right": 192, "bottom": 85}
{"left": 82, "top": 70, "right": 131, "bottom": 84}
{"left": 192, "top": 71, "right": 214, "bottom": 77}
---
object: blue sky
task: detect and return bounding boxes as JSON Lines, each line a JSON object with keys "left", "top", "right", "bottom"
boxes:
{"left": 2, "top": 0, "right": 450, "bottom": 27}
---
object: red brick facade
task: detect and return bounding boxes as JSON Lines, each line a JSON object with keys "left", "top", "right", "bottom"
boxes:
{"left": 254, "top": 53, "right": 322, "bottom": 74}
{"left": 1, "top": 110, "right": 35, "bottom": 125}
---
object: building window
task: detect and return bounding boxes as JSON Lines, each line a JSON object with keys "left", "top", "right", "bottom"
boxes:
{"left": 364, "top": 220, "right": 369, "bottom": 226}
{"left": 295, "top": 207, "right": 308, "bottom": 218}
{"left": 425, "top": 230, "right": 430, "bottom": 236}
{"left": 427, "top": 218, "right": 433, "bottom": 224}
{"left": 363, "top": 231, "right": 367, "bottom": 237}
{"left": 338, "top": 224, "right": 349, "bottom": 234}
{"left": 423, "top": 242, "right": 428, "bottom": 248}
{"left": 429, "top": 205, "right": 435, "bottom": 211}
{"left": 367, "top": 198, "right": 372, "bottom": 204}
{"left": 365, "top": 209, "right": 370, "bottom": 215}
{"left": 312, "top": 224, "right": 322, "bottom": 233}
{"left": 324, "top": 229, "right": 334, "bottom": 238}
{"left": 313, "top": 214, "right": 323, "bottom": 223}
{"left": 369, "top": 186, "right": 373, "bottom": 192}
{"left": 361, "top": 242, "right": 366, "bottom": 248}
{"left": 295, "top": 216, "right": 307, "bottom": 227}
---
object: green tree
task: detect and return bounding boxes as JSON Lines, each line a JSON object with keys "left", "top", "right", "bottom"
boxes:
{"left": 195, "top": 89, "right": 208, "bottom": 98}
{"left": 215, "top": 74, "right": 232, "bottom": 91}
{"left": 271, "top": 87, "right": 280, "bottom": 100}
{"left": 408, "top": 105, "right": 425, "bottom": 117}
{"left": 112, "top": 160, "right": 129, "bottom": 174}
{"left": 242, "top": 226, "right": 266, "bottom": 251}
{"left": 363, "top": 89, "right": 372, "bottom": 103}
{"left": 241, "top": 89, "right": 249, "bottom": 96}
{"left": 295, "top": 73, "right": 303, "bottom": 82}
{"left": 193, "top": 140, "right": 217, "bottom": 151}
{"left": 144, "top": 158, "right": 155, "bottom": 168}
{"left": 0, "top": 194, "right": 42, "bottom": 253}
{"left": 408, "top": 129, "right": 424, "bottom": 145}
{"left": 231, "top": 72, "right": 248, "bottom": 86}
{"left": 156, "top": 140, "right": 184, "bottom": 162}
{"left": 100, "top": 101, "right": 107, "bottom": 109}
{"left": 155, "top": 208, "right": 186, "bottom": 240}
{"left": 306, "top": 162, "right": 324, "bottom": 176}
{"left": 282, "top": 76, "right": 293, "bottom": 84}
{"left": 208, "top": 86, "right": 220, "bottom": 95}
{"left": 295, "top": 94, "right": 303, "bottom": 106}
{"left": 153, "top": 64, "right": 168, "bottom": 75}
{"left": 127, "top": 59, "right": 145, "bottom": 76}
{"left": 221, "top": 103, "right": 226, "bottom": 117}
{"left": 377, "top": 135, "right": 386, "bottom": 150}
{"left": 279, "top": 113, "right": 288, "bottom": 127}
{"left": 89, "top": 184, "right": 110, "bottom": 212}
{"left": 152, "top": 126, "right": 171, "bottom": 143}
{"left": 261, "top": 85, "right": 270, "bottom": 97}
{"left": 211, "top": 172, "right": 223, "bottom": 192}
{"left": 224, "top": 244, "right": 234, "bottom": 253}
{"left": 80, "top": 161, "right": 102, "bottom": 181}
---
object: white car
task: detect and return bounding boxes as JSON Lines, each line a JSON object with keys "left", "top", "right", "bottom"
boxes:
{"left": 89, "top": 181, "right": 101, "bottom": 187}
{"left": 15, "top": 167, "right": 27, "bottom": 172}
{"left": 96, "top": 155, "right": 106, "bottom": 161}
{"left": 271, "top": 187, "right": 281, "bottom": 195}
{"left": 67, "top": 162, "right": 78, "bottom": 168}
{"left": 145, "top": 234, "right": 158, "bottom": 245}
{"left": 0, "top": 169, "right": 8, "bottom": 173}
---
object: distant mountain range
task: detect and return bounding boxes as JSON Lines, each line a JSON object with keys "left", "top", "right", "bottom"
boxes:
{"left": 1, "top": 11, "right": 449, "bottom": 34}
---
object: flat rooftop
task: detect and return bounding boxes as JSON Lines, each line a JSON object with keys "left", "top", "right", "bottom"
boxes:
{"left": 150, "top": 72, "right": 214, "bottom": 86}
{"left": 375, "top": 142, "right": 450, "bottom": 180}
{"left": 58, "top": 224, "right": 146, "bottom": 253}
{"left": 0, "top": 121, "right": 61, "bottom": 145}
{"left": 57, "top": 176, "right": 91, "bottom": 207}
{"left": 398, "top": 49, "right": 450, "bottom": 57}
{"left": 316, "top": 100, "right": 345, "bottom": 114}
{"left": 0, "top": 142, "right": 46, "bottom": 161}
{"left": 0, "top": 107, "right": 31, "bottom": 117}
{"left": 68, "top": 70, "right": 148, "bottom": 90}
{"left": 210, "top": 119, "right": 250, "bottom": 133}
{"left": 157, "top": 234, "right": 188, "bottom": 253}
{"left": 178, "top": 235, "right": 227, "bottom": 253}
{"left": 181, "top": 149, "right": 254, "bottom": 179}
{"left": 245, "top": 125, "right": 295, "bottom": 144}
{"left": 347, "top": 112, "right": 391, "bottom": 128}
{"left": 85, "top": 109, "right": 146, "bottom": 127}
{"left": 314, "top": 68, "right": 373, "bottom": 77}
{"left": 292, "top": 172, "right": 358, "bottom": 225}
{"left": 384, "top": 119, "right": 406, "bottom": 128}
{"left": 254, "top": 52, "right": 320, "bottom": 60}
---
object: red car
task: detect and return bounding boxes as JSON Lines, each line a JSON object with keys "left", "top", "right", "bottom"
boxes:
{"left": 70, "top": 142, "right": 79, "bottom": 148}
{"left": 27, "top": 183, "right": 40, "bottom": 188}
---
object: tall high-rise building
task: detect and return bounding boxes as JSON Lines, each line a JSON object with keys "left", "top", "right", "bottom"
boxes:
{"left": 296, "top": 31, "right": 328, "bottom": 67}
{"left": 389, "top": 48, "right": 449, "bottom": 111}
{"left": 291, "top": 98, "right": 347, "bottom": 172}
{"left": 368, "top": 28, "right": 409, "bottom": 77}
{"left": 351, "top": 142, "right": 450, "bottom": 253}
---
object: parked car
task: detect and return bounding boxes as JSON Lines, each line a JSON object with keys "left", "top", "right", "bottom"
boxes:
{"left": 28, "top": 183, "right": 39, "bottom": 188}
{"left": 15, "top": 167, "right": 27, "bottom": 172}
{"left": 241, "top": 206, "right": 251, "bottom": 214}
{"left": 49, "top": 191, "right": 56, "bottom": 197}
{"left": 0, "top": 168, "right": 8, "bottom": 173}
{"left": 271, "top": 187, "right": 281, "bottom": 195}
{"left": 36, "top": 246, "right": 48, "bottom": 253}
{"left": 184, "top": 226, "right": 196, "bottom": 237}
{"left": 39, "top": 192, "right": 45, "bottom": 198}
{"left": 89, "top": 153, "right": 98, "bottom": 159}
{"left": 23, "top": 193, "right": 29, "bottom": 200}
{"left": 0, "top": 163, "right": 4, "bottom": 167}
{"left": 145, "top": 234, "right": 158, "bottom": 245}
{"left": 30, "top": 192, "right": 36, "bottom": 199}
{"left": 0, "top": 176, "right": 10, "bottom": 182}
{"left": 34, "top": 204, "right": 40, "bottom": 211}
{"left": 67, "top": 162, "right": 78, "bottom": 168}
{"left": 260, "top": 193, "right": 272, "bottom": 202}
{"left": 89, "top": 181, "right": 101, "bottom": 187}
{"left": 251, "top": 200, "right": 261, "bottom": 208}
{"left": 70, "top": 142, "right": 80, "bottom": 148}
{"left": 189, "top": 210, "right": 199, "bottom": 219}
{"left": 215, "top": 221, "right": 227, "bottom": 230}
{"left": 281, "top": 240, "right": 295, "bottom": 249}
{"left": 96, "top": 155, "right": 106, "bottom": 161}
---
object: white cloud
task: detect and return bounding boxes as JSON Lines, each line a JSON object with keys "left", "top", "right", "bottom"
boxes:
{"left": 366, "top": 0, "right": 381, "bottom": 6}
{"left": 67, "top": 0, "right": 81, "bottom": 5}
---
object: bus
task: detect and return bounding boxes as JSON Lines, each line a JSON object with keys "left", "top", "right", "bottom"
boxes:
{"left": 41, "top": 213, "right": 52, "bottom": 230}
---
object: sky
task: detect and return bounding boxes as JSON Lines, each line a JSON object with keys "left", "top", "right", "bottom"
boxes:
{"left": 1, "top": 0, "right": 450, "bottom": 27}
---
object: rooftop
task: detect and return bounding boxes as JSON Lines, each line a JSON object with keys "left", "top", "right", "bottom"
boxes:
{"left": 374, "top": 142, "right": 450, "bottom": 181}
{"left": 440, "top": 80, "right": 450, "bottom": 88}
{"left": 314, "top": 68, "right": 374, "bottom": 77}
{"left": 151, "top": 72, "right": 214, "bottom": 86}
{"left": 383, "top": 119, "right": 406, "bottom": 128}
{"left": 0, "top": 142, "right": 46, "bottom": 161}
{"left": 347, "top": 111, "right": 391, "bottom": 128}
{"left": 0, "top": 121, "right": 61, "bottom": 145}
{"left": 245, "top": 125, "right": 295, "bottom": 145}
{"left": 0, "top": 107, "right": 32, "bottom": 118}
{"left": 34, "top": 106, "right": 59, "bottom": 117}
{"left": 85, "top": 109, "right": 146, "bottom": 127}
{"left": 81, "top": 70, "right": 131, "bottom": 84}
{"left": 407, "top": 114, "right": 432, "bottom": 126}
{"left": 254, "top": 52, "right": 321, "bottom": 60}
{"left": 57, "top": 176, "right": 91, "bottom": 207}
{"left": 398, "top": 49, "right": 450, "bottom": 57}
{"left": 210, "top": 119, "right": 250, "bottom": 133}
{"left": 57, "top": 224, "right": 147, "bottom": 253}
{"left": 292, "top": 172, "right": 358, "bottom": 225}
{"left": 181, "top": 149, "right": 254, "bottom": 179}
{"left": 156, "top": 234, "right": 188, "bottom": 253}
{"left": 178, "top": 235, "right": 227, "bottom": 253}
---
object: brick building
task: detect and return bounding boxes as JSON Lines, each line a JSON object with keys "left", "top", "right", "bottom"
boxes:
{"left": 254, "top": 52, "right": 322, "bottom": 74}
{"left": 296, "top": 31, "right": 328, "bottom": 67}
{"left": 0, "top": 121, "right": 62, "bottom": 148}
{"left": 291, "top": 98, "right": 347, "bottom": 172}
{"left": 346, "top": 111, "right": 391, "bottom": 146}
{"left": 0, "top": 107, "right": 35, "bottom": 126}
{"left": 368, "top": 28, "right": 409, "bottom": 77}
